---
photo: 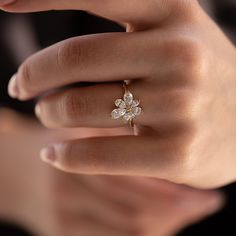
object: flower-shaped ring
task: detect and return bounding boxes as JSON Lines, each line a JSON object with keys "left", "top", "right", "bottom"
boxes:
{"left": 111, "top": 82, "right": 142, "bottom": 127}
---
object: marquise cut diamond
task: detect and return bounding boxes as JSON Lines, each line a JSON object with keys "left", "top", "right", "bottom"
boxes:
{"left": 115, "top": 99, "right": 126, "bottom": 109}
{"left": 111, "top": 88, "right": 142, "bottom": 124}
{"left": 124, "top": 91, "right": 133, "bottom": 106}
{"left": 111, "top": 108, "right": 126, "bottom": 119}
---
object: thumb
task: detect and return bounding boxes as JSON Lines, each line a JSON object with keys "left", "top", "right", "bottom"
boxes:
{"left": 142, "top": 189, "right": 225, "bottom": 236}
{"left": 177, "top": 190, "right": 224, "bottom": 222}
{"left": 165, "top": 190, "right": 225, "bottom": 235}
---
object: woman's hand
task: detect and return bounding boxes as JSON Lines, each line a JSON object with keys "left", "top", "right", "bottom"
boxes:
{"left": 0, "top": 108, "right": 224, "bottom": 236}
{"left": 4, "top": 0, "right": 236, "bottom": 188}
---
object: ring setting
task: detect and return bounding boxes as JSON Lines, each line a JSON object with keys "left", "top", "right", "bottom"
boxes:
{"left": 111, "top": 82, "right": 142, "bottom": 127}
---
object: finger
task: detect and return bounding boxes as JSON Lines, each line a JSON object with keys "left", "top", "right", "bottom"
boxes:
{"left": 8, "top": 27, "right": 195, "bottom": 101}
{"left": 79, "top": 175, "right": 156, "bottom": 208}
{"left": 79, "top": 176, "right": 188, "bottom": 208}
{"left": 35, "top": 81, "right": 190, "bottom": 129}
{"left": 35, "top": 82, "right": 146, "bottom": 128}
{"left": 77, "top": 192, "right": 137, "bottom": 230}
{"left": 1, "top": 0, "right": 180, "bottom": 26}
{"left": 8, "top": 32, "right": 157, "bottom": 100}
{"left": 139, "top": 191, "right": 224, "bottom": 236}
{"left": 59, "top": 214, "right": 135, "bottom": 236}
{"left": 53, "top": 173, "right": 137, "bottom": 230}
{"left": 78, "top": 177, "right": 224, "bottom": 236}
{"left": 40, "top": 135, "right": 191, "bottom": 181}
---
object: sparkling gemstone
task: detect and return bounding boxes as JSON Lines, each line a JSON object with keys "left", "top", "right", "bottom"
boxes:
{"left": 124, "top": 91, "right": 133, "bottom": 106}
{"left": 131, "top": 107, "right": 142, "bottom": 116}
{"left": 131, "top": 99, "right": 140, "bottom": 107}
{"left": 123, "top": 112, "right": 133, "bottom": 121}
{"left": 111, "top": 108, "right": 126, "bottom": 119}
{"left": 115, "top": 99, "right": 126, "bottom": 109}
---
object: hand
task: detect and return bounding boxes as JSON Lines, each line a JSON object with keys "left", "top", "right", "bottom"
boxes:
{"left": 4, "top": 0, "right": 236, "bottom": 188}
{"left": 27, "top": 173, "right": 224, "bottom": 236}
{"left": 0, "top": 108, "right": 224, "bottom": 236}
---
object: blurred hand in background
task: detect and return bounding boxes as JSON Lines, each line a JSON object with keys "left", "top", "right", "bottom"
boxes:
{"left": 0, "top": 109, "right": 224, "bottom": 236}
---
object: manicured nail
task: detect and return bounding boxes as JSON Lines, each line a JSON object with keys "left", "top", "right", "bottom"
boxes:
{"left": 0, "top": 0, "right": 16, "bottom": 7}
{"left": 35, "top": 104, "right": 41, "bottom": 118}
{"left": 8, "top": 74, "right": 19, "bottom": 98}
{"left": 40, "top": 147, "right": 56, "bottom": 164}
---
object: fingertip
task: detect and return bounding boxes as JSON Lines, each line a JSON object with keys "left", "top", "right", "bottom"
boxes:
{"left": 40, "top": 146, "right": 56, "bottom": 164}
{"left": 8, "top": 73, "right": 34, "bottom": 101}
{"left": 8, "top": 74, "right": 19, "bottom": 99}
{"left": 35, "top": 104, "right": 41, "bottom": 119}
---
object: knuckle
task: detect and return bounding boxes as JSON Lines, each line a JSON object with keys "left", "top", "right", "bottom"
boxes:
{"left": 60, "top": 91, "right": 89, "bottom": 125}
{"left": 182, "top": 92, "right": 198, "bottom": 121}
{"left": 170, "top": 38, "right": 206, "bottom": 85}
{"left": 57, "top": 139, "right": 97, "bottom": 173}
{"left": 76, "top": 138, "right": 112, "bottom": 173}
{"left": 78, "top": 139, "right": 104, "bottom": 170}
{"left": 173, "top": 0, "right": 200, "bottom": 20}
{"left": 179, "top": 38, "right": 204, "bottom": 69}
{"left": 57, "top": 38, "right": 88, "bottom": 72}
{"left": 182, "top": 41, "right": 205, "bottom": 69}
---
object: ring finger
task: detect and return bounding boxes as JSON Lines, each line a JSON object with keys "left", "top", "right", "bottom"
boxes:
{"left": 36, "top": 81, "right": 189, "bottom": 129}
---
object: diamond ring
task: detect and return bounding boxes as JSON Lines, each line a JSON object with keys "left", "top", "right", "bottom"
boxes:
{"left": 111, "top": 81, "right": 142, "bottom": 127}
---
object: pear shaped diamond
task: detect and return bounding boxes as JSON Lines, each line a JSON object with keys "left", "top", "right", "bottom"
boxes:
{"left": 111, "top": 85, "right": 142, "bottom": 125}
{"left": 115, "top": 99, "right": 126, "bottom": 109}
{"left": 111, "top": 108, "right": 126, "bottom": 119}
{"left": 124, "top": 91, "right": 133, "bottom": 106}
{"left": 131, "top": 107, "right": 142, "bottom": 116}
{"left": 131, "top": 99, "right": 140, "bottom": 107}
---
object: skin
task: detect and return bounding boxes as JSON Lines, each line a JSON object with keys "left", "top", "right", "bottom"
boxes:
{"left": 3, "top": 0, "right": 236, "bottom": 188}
{"left": 0, "top": 108, "right": 224, "bottom": 236}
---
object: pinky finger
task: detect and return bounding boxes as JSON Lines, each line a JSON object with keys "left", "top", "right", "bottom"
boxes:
{"left": 39, "top": 135, "right": 185, "bottom": 182}
{"left": 62, "top": 215, "right": 136, "bottom": 236}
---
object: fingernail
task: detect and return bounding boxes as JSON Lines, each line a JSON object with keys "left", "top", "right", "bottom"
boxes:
{"left": 0, "top": 0, "right": 16, "bottom": 7}
{"left": 8, "top": 74, "right": 19, "bottom": 98}
{"left": 35, "top": 104, "right": 41, "bottom": 118}
{"left": 40, "top": 147, "right": 56, "bottom": 164}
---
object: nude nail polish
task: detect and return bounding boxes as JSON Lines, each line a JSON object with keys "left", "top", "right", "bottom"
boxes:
{"left": 35, "top": 104, "right": 41, "bottom": 118}
{"left": 40, "top": 147, "right": 56, "bottom": 164}
{"left": 8, "top": 74, "right": 19, "bottom": 98}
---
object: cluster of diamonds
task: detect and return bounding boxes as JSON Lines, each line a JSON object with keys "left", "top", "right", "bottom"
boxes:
{"left": 111, "top": 90, "right": 142, "bottom": 122}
